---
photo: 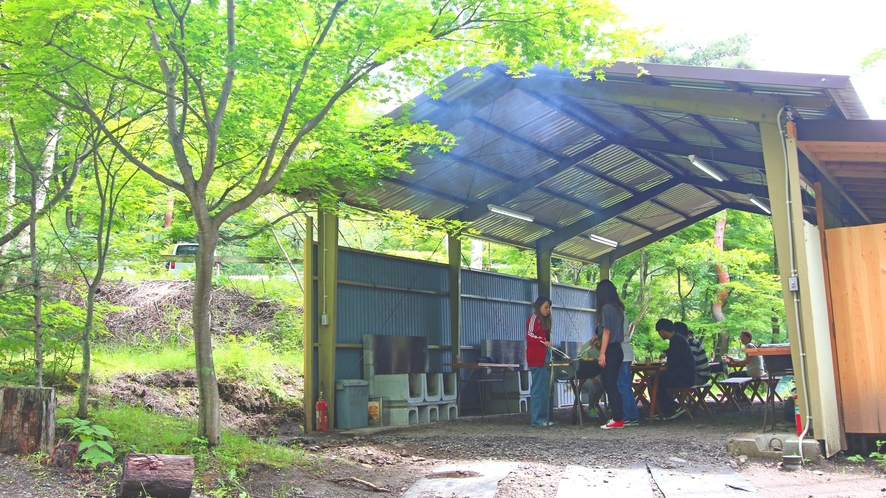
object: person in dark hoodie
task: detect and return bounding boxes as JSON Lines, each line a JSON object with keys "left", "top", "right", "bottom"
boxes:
{"left": 655, "top": 318, "right": 696, "bottom": 420}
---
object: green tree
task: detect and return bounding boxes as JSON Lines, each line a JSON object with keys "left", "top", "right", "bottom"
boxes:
{"left": 1, "top": 0, "right": 647, "bottom": 445}
{"left": 647, "top": 33, "right": 755, "bottom": 69}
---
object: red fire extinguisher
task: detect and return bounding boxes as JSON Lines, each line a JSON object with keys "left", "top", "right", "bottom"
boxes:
{"left": 793, "top": 388, "right": 802, "bottom": 436}
{"left": 315, "top": 392, "right": 328, "bottom": 432}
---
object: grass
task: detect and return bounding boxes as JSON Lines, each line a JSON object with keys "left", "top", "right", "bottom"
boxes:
{"left": 90, "top": 337, "right": 303, "bottom": 383}
{"left": 80, "top": 334, "right": 307, "bottom": 484}
{"left": 56, "top": 403, "right": 305, "bottom": 476}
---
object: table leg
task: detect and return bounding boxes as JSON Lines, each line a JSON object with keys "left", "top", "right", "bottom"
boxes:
{"left": 570, "top": 378, "right": 584, "bottom": 428}
{"left": 648, "top": 373, "right": 661, "bottom": 425}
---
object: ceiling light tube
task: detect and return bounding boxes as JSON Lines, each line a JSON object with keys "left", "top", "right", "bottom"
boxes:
{"left": 747, "top": 193, "right": 772, "bottom": 215}
{"left": 687, "top": 154, "right": 724, "bottom": 182}
{"left": 589, "top": 234, "right": 618, "bottom": 247}
{"left": 487, "top": 204, "right": 534, "bottom": 222}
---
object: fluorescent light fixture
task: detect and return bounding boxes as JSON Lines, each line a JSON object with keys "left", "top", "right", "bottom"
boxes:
{"left": 747, "top": 194, "right": 772, "bottom": 215}
{"left": 687, "top": 155, "right": 724, "bottom": 182}
{"left": 589, "top": 234, "right": 618, "bottom": 247}
{"left": 487, "top": 204, "right": 534, "bottom": 222}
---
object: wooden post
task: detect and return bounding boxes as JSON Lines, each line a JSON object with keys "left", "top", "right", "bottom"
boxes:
{"left": 0, "top": 387, "right": 56, "bottom": 455}
{"left": 118, "top": 453, "right": 195, "bottom": 498}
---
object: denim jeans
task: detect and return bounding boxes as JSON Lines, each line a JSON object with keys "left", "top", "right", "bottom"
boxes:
{"left": 618, "top": 361, "right": 639, "bottom": 421}
{"left": 529, "top": 352, "right": 551, "bottom": 425}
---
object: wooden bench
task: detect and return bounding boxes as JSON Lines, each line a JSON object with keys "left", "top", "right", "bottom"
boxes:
{"left": 748, "top": 376, "right": 783, "bottom": 404}
{"left": 717, "top": 377, "right": 752, "bottom": 412}
{"left": 667, "top": 383, "right": 713, "bottom": 419}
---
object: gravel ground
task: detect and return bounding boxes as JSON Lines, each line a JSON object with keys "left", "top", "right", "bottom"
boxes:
{"left": 244, "top": 402, "right": 886, "bottom": 498}
{"left": 3, "top": 399, "right": 885, "bottom": 497}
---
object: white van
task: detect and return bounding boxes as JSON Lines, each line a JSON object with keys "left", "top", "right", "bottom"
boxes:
{"left": 166, "top": 243, "right": 199, "bottom": 276}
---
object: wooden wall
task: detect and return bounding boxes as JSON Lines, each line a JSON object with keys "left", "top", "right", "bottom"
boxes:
{"left": 826, "top": 223, "right": 886, "bottom": 434}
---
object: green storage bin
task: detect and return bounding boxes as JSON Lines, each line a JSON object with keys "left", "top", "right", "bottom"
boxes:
{"left": 335, "top": 379, "right": 369, "bottom": 430}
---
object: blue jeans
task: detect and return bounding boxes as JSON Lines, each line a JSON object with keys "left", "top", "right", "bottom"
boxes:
{"left": 618, "top": 361, "right": 639, "bottom": 421}
{"left": 529, "top": 360, "right": 551, "bottom": 425}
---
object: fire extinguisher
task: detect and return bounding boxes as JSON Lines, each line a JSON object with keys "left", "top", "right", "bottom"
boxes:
{"left": 792, "top": 387, "right": 801, "bottom": 436}
{"left": 315, "top": 392, "right": 328, "bottom": 432}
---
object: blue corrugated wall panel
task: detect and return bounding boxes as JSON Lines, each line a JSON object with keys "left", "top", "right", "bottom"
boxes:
{"left": 461, "top": 269, "right": 537, "bottom": 301}
{"left": 339, "top": 249, "right": 448, "bottom": 293}
{"left": 336, "top": 285, "right": 448, "bottom": 345}
{"left": 335, "top": 349, "right": 364, "bottom": 380}
{"left": 320, "top": 249, "right": 598, "bottom": 381}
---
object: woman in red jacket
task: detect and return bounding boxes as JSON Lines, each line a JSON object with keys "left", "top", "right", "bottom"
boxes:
{"left": 527, "top": 296, "right": 554, "bottom": 426}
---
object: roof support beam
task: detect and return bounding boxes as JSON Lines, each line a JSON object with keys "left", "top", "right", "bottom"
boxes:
{"left": 514, "top": 77, "right": 828, "bottom": 122}
{"left": 622, "top": 104, "right": 681, "bottom": 142}
{"left": 536, "top": 178, "right": 682, "bottom": 252}
{"left": 690, "top": 114, "right": 743, "bottom": 149}
{"left": 618, "top": 138, "right": 765, "bottom": 169}
{"left": 607, "top": 205, "right": 725, "bottom": 259}
{"left": 386, "top": 177, "right": 472, "bottom": 206}
{"left": 423, "top": 76, "right": 517, "bottom": 130}
{"left": 682, "top": 177, "right": 769, "bottom": 198}
{"left": 457, "top": 141, "right": 610, "bottom": 221}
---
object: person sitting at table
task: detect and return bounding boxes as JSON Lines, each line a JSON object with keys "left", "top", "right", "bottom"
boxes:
{"left": 726, "top": 330, "right": 766, "bottom": 379}
{"left": 655, "top": 318, "right": 696, "bottom": 420}
{"left": 726, "top": 330, "right": 766, "bottom": 402}
{"left": 674, "top": 322, "right": 711, "bottom": 386}
{"left": 526, "top": 296, "right": 554, "bottom": 427}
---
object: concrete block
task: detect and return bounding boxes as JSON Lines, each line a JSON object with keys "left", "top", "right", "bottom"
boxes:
{"left": 726, "top": 432, "right": 821, "bottom": 460}
{"left": 371, "top": 373, "right": 425, "bottom": 404}
{"left": 503, "top": 370, "right": 530, "bottom": 395}
{"left": 487, "top": 396, "right": 528, "bottom": 414}
{"left": 425, "top": 373, "right": 443, "bottom": 402}
{"left": 384, "top": 405, "right": 419, "bottom": 426}
{"left": 441, "top": 372, "right": 457, "bottom": 401}
{"left": 418, "top": 404, "right": 438, "bottom": 423}
{"left": 783, "top": 437, "right": 822, "bottom": 460}
{"left": 438, "top": 403, "right": 458, "bottom": 421}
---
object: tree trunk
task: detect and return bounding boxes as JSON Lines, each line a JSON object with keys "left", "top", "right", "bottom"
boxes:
{"left": 711, "top": 216, "right": 730, "bottom": 323}
{"left": 1, "top": 137, "right": 13, "bottom": 256}
{"left": 77, "top": 282, "right": 100, "bottom": 419}
{"left": 18, "top": 117, "right": 64, "bottom": 252}
{"left": 118, "top": 453, "right": 194, "bottom": 498}
{"left": 0, "top": 387, "right": 56, "bottom": 455}
{"left": 193, "top": 226, "right": 221, "bottom": 446}
{"left": 29, "top": 167, "right": 44, "bottom": 388}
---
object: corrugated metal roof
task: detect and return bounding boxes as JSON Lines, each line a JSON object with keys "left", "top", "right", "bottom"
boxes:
{"left": 364, "top": 62, "right": 875, "bottom": 262}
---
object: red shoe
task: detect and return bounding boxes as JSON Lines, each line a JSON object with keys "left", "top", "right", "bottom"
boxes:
{"left": 601, "top": 419, "right": 625, "bottom": 429}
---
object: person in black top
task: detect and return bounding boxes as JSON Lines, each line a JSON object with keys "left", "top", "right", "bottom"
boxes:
{"left": 655, "top": 318, "right": 696, "bottom": 420}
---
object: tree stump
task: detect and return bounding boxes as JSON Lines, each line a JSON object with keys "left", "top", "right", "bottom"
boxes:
{"left": 0, "top": 387, "right": 56, "bottom": 455}
{"left": 118, "top": 453, "right": 195, "bottom": 498}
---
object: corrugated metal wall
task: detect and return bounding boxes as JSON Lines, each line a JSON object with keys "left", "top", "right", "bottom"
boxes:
{"left": 329, "top": 248, "right": 597, "bottom": 379}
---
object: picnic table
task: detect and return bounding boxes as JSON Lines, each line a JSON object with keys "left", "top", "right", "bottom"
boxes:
{"left": 632, "top": 363, "right": 665, "bottom": 424}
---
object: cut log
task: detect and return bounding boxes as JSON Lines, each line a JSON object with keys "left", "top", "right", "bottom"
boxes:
{"left": 118, "top": 453, "right": 195, "bottom": 498}
{"left": 0, "top": 387, "right": 56, "bottom": 455}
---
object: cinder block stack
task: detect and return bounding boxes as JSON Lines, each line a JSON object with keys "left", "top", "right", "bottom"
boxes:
{"left": 487, "top": 370, "right": 530, "bottom": 414}
{"left": 372, "top": 372, "right": 458, "bottom": 426}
